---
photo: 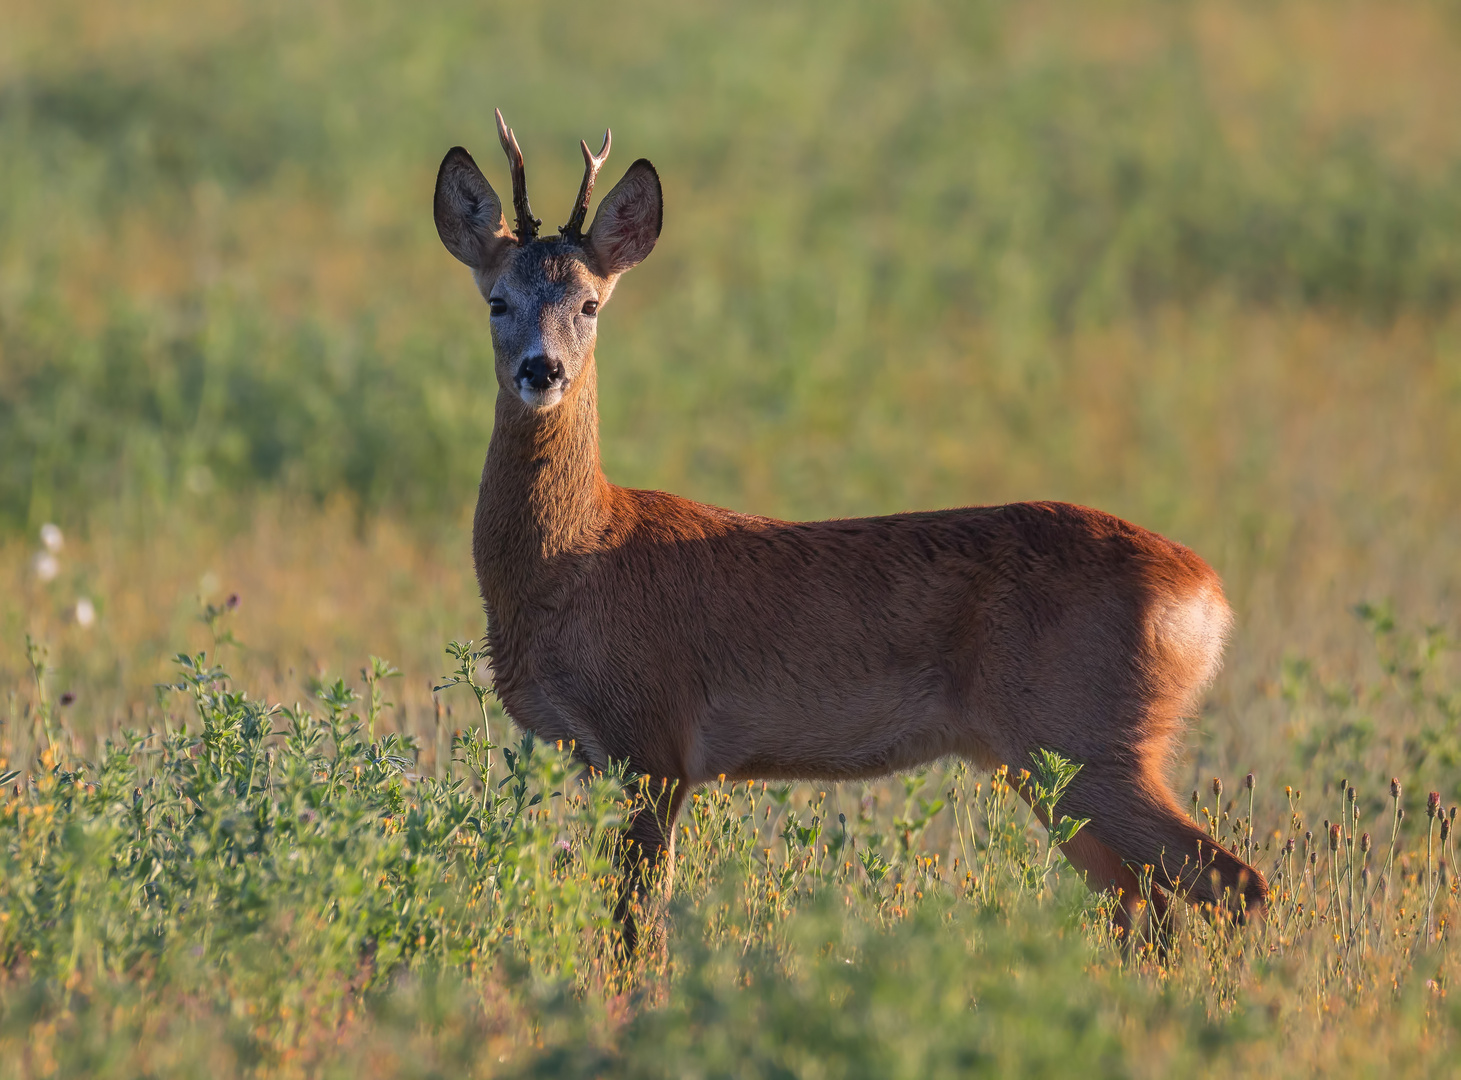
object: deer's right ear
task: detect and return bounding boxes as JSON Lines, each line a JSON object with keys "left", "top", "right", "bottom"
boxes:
{"left": 434, "top": 147, "right": 514, "bottom": 272}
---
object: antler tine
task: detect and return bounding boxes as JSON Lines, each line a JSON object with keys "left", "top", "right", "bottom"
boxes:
{"left": 561, "top": 128, "right": 611, "bottom": 241}
{"left": 495, "top": 108, "right": 539, "bottom": 242}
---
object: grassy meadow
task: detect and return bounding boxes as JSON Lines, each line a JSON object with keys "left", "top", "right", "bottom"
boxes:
{"left": 3, "top": 0, "right": 1461, "bottom": 1074}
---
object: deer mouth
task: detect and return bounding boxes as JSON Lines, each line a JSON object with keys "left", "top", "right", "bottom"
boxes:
{"left": 518, "top": 383, "right": 568, "bottom": 408}
{"left": 515, "top": 356, "right": 569, "bottom": 408}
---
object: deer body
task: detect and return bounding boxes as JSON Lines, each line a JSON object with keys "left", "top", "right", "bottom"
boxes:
{"left": 436, "top": 113, "right": 1267, "bottom": 950}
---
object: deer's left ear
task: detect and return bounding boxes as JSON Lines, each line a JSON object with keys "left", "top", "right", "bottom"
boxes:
{"left": 587, "top": 159, "right": 662, "bottom": 276}
{"left": 434, "top": 147, "right": 515, "bottom": 272}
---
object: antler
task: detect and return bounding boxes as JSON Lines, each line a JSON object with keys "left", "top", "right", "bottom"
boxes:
{"left": 560, "top": 129, "right": 611, "bottom": 241}
{"left": 495, "top": 108, "right": 539, "bottom": 242}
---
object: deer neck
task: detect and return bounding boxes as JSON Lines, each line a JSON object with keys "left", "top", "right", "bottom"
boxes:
{"left": 474, "top": 360, "right": 613, "bottom": 613}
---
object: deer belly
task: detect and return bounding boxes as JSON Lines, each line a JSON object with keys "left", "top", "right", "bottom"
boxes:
{"left": 689, "top": 682, "right": 965, "bottom": 783}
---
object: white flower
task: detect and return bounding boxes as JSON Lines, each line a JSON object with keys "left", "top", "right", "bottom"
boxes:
{"left": 32, "top": 552, "right": 59, "bottom": 582}
{"left": 75, "top": 598, "right": 97, "bottom": 628}
{"left": 39, "top": 523, "right": 63, "bottom": 553}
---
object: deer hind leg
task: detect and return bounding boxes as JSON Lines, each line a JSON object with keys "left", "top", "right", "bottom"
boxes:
{"left": 614, "top": 779, "right": 687, "bottom": 958}
{"left": 1015, "top": 778, "right": 1170, "bottom": 948}
{"left": 1067, "top": 762, "right": 1269, "bottom": 920}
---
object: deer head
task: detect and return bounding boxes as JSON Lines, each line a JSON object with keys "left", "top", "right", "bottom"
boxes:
{"left": 433, "top": 110, "right": 662, "bottom": 411}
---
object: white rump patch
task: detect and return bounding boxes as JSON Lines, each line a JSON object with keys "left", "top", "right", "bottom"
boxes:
{"left": 1151, "top": 589, "right": 1234, "bottom": 690}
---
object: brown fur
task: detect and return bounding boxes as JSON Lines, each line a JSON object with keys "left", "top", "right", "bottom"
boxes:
{"left": 434, "top": 127, "right": 1268, "bottom": 952}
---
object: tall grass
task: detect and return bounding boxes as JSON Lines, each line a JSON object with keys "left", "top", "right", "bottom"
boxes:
{"left": 1, "top": 630, "right": 1459, "bottom": 1077}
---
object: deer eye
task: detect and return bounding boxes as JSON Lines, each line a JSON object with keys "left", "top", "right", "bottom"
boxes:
{"left": 581, "top": 300, "right": 599, "bottom": 317}
{"left": 488, "top": 297, "right": 507, "bottom": 316}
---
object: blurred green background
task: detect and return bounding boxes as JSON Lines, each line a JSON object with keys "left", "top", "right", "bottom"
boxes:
{"left": 1, "top": 0, "right": 1459, "bottom": 785}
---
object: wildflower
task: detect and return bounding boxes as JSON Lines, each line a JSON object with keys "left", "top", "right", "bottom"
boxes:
{"left": 1391, "top": 778, "right": 1402, "bottom": 799}
{"left": 75, "top": 598, "right": 96, "bottom": 628}
{"left": 1244, "top": 773, "right": 1255, "bottom": 791}
{"left": 225, "top": 593, "right": 240, "bottom": 610}
{"left": 1212, "top": 777, "right": 1222, "bottom": 800}
{"left": 1429, "top": 792, "right": 1442, "bottom": 819}
{"left": 1361, "top": 832, "right": 1371, "bottom": 854}
{"left": 40, "top": 524, "right": 63, "bottom": 553}
{"left": 1329, "top": 824, "right": 1341, "bottom": 851}
{"left": 32, "top": 552, "right": 59, "bottom": 582}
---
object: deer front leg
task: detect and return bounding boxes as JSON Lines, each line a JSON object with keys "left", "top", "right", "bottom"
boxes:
{"left": 614, "top": 777, "right": 687, "bottom": 958}
{"left": 1012, "top": 771, "right": 1171, "bottom": 953}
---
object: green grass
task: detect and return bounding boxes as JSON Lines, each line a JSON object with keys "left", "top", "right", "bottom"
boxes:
{"left": 4, "top": 0, "right": 1461, "bottom": 1074}
{"left": 2, "top": 629, "right": 1460, "bottom": 1077}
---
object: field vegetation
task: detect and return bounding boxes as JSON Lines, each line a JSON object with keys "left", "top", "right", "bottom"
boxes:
{"left": 2, "top": 0, "right": 1461, "bottom": 1075}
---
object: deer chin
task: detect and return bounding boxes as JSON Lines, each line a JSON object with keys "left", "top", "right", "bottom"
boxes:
{"left": 517, "top": 382, "right": 568, "bottom": 409}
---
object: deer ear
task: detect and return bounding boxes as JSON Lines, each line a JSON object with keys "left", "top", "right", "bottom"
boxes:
{"left": 587, "top": 159, "right": 662, "bottom": 276}
{"left": 434, "top": 147, "right": 514, "bottom": 271}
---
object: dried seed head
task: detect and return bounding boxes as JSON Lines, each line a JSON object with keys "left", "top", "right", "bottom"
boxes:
{"left": 1348, "top": 786, "right": 1357, "bottom": 804}
{"left": 1429, "top": 792, "right": 1442, "bottom": 819}
{"left": 1304, "top": 830, "right": 1313, "bottom": 849}
{"left": 1285, "top": 837, "right": 1296, "bottom": 854}
{"left": 1451, "top": 806, "right": 1458, "bottom": 824}
{"left": 1361, "top": 832, "right": 1371, "bottom": 853}
{"left": 1212, "top": 777, "right": 1223, "bottom": 799}
{"left": 1340, "top": 778, "right": 1349, "bottom": 793}
{"left": 1391, "top": 778, "right": 1402, "bottom": 799}
{"left": 1245, "top": 772, "right": 1255, "bottom": 791}
{"left": 1329, "top": 823, "right": 1342, "bottom": 851}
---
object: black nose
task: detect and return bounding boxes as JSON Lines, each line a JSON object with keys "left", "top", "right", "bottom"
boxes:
{"left": 517, "top": 355, "right": 565, "bottom": 391}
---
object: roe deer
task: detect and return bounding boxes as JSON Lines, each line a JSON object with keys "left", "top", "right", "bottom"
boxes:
{"left": 433, "top": 111, "right": 1268, "bottom": 951}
